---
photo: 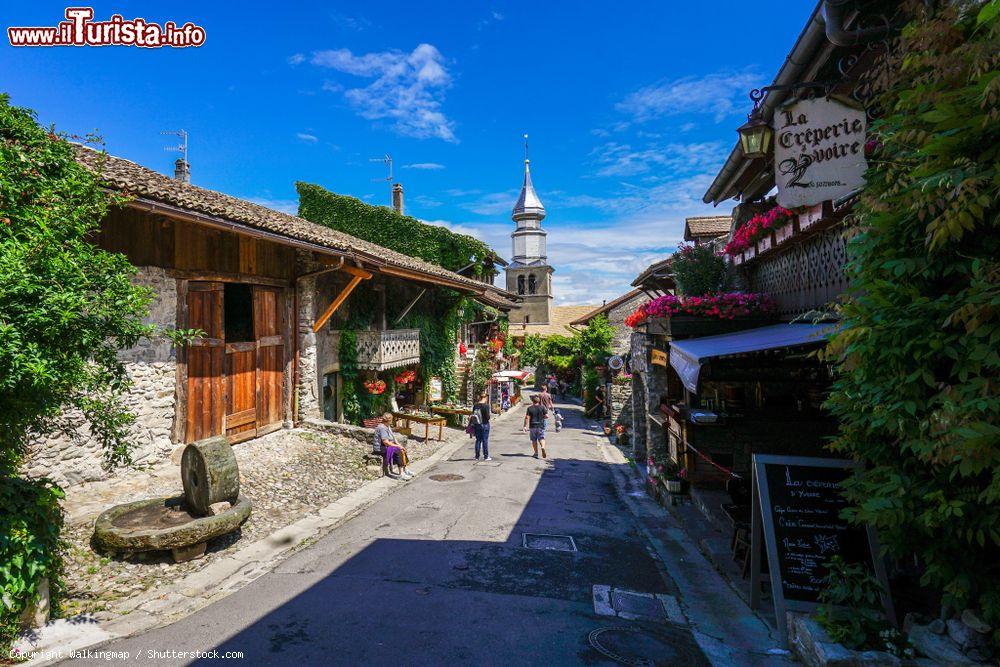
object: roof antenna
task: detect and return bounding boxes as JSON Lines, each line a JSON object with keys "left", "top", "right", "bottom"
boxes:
{"left": 369, "top": 153, "right": 393, "bottom": 206}
{"left": 162, "top": 129, "right": 189, "bottom": 183}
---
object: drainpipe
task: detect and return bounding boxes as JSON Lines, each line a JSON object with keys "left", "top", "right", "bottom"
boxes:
{"left": 823, "top": 0, "right": 893, "bottom": 46}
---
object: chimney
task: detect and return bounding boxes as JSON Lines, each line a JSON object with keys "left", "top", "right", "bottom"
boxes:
{"left": 392, "top": 182, "right": 404, "bottom": 215}
{"left": 174, "top": 158, "right": 190, "bottom": 184}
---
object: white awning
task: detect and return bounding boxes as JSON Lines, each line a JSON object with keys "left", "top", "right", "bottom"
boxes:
{"left": 669, "top": 323, "right": 836, "bottom": 393}
{"left": 492, "top": 370, "right": 530, "bottom": 381}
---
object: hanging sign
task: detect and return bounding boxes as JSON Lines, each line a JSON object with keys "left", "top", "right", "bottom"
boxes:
{"left": 650, "top": 349, "right": 668, "bottom": 367}
{"left": 428, "top": 376, "right": 443, "bottom": 402}
{"left": 750, "top": 454, "right": 893, "bottom": 646}
{"left": 773, "top": 97, "right": 867, "bottom": 209}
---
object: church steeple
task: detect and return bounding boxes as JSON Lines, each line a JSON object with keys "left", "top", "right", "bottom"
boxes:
{"left": 512, "top": 159, "right": 546, "bottom": 222}
{"left": 505, "top": 136, "right": 554, "bottom": 325}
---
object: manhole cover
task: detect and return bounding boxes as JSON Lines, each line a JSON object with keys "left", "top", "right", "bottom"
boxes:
{"left": 522, "top": 533, "right": 577, "bottom": 552}
{"left": 429, "top": 474, "right": 465, "bottom": 482}
{"left": 588, "top": 626, "right": 707, "bottom": 666}
{"left": 612, "top": 590, "right": 664, "bottom": 620}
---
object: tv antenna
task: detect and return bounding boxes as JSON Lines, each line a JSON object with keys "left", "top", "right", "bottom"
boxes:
{"left": 161, "top": 129, "right": 188, "bottom": 164}
{"left": 369, "top": 153, "right": 393, "bottom": 205}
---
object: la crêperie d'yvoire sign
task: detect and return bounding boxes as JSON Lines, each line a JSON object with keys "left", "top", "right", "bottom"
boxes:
{"left": 773, "top": 96, "right": 867, "bottom": 208}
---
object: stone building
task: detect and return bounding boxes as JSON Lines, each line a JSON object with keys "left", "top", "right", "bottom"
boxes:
{"left": 505, "top": 159, "right": 554, "bottom": 326}
{"left": 24, "top": 147, "right": 511, "bottom": 487}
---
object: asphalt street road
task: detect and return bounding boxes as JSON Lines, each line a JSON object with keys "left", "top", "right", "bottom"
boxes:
{"left": 62, "top": 397, "right": 709, "bottom": 666}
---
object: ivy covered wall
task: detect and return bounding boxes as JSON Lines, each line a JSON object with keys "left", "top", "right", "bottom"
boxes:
{"left": 296, "top": 182, "right": 496, "bottom": 277}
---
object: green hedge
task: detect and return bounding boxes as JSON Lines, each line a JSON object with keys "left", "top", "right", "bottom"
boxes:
{"left": 296, "top": 182, "right": 495, "bottom": 275}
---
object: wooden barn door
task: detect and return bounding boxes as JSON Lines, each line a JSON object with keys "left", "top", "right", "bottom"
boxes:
{"left": 186, "top": 282, "right": 224, "bottom": 442}
{"left": 254, "top": 286, "right": 285, "bottom": 435}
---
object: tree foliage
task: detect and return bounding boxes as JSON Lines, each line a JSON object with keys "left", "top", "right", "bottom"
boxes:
{"left": 0, "top": 95, "right": 155, "bottom": 471}
{"left": 671, "top": 243, "right": 731, "bottom": 297}
{"left": 296, "top": 182, "right": 496, "bottom": 276}
{"left": 824, "top": 0, "right": 1000, "bottom": 630}
{"left": 0, "top": 96, "right": 155, "bottom": 650}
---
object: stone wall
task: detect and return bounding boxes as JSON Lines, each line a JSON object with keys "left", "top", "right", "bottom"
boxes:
{"left": 23, "top": 266, "right": 178, "bottom": 487}
{"left": 628, "top": 331, "right": 668, "bottom": 465}
{"left": 605, "top": 293, "right": 647, "bottom": 355}
{"left": 300, "top": 417, "right": 407, "bottom": 449}
{"left": 295, "top": 252, "right": 362, "bottom": 422}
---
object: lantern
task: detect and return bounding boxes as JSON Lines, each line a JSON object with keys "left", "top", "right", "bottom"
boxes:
{"left": 737, "top": 109, "right": 773, "bottom": 159}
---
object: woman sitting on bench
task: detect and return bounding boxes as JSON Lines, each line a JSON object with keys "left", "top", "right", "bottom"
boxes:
{"left": 374, "top": 412, "right": 412, "bottom": 480}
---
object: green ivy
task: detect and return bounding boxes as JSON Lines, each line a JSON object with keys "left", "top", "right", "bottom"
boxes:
{"left": 824, "top": 0, "right": 1000, "bottom": 634}
{"left": 1, "top": 477, "right": 64, "bottom": 652}
{"left": 296, "top": 182, "right": 495, "bottom": 275}
{"left": 338, "top": 330, "right": 361, "bottom": 424}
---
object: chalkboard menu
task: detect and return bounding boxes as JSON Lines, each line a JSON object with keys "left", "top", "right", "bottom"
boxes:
{"left": 750, "top": 454, "right": 893, "bottom": 646}
{"left": 762, "top": 461, "right": 871, "bottom": 602}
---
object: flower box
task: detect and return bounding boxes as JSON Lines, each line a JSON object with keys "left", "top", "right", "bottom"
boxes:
{"left": 646, "top": 315, "right": 776, "bottom": 338}
{"left": 732, "top": 252, "right": 744, "bottom": 266}
{"left": 744, "top": 245, "right": 757, "bottom": 261}
{"left": 756, "top": 232, "right": 775, "bottom": 254}
{"left": 775, "top": 217, "right": 799, "bottom": 245}
{"left": 798, "top": 201, "right": 834, "bottom": 232}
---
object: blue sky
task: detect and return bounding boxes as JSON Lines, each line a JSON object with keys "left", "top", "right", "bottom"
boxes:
{"left": 2, "top": 1, "right": 815, "bottom": 305}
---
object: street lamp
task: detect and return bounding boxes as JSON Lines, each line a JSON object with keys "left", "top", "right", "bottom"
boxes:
{"left": 737, "top": 106, "right": 772, "bottom": 159}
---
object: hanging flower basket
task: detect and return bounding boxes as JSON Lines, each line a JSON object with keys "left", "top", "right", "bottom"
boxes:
{"left": 394, "top": 369, "right": 416, "bottom": 385}
{"left": 363, "top": 379, "right": 387, "bottom": 395}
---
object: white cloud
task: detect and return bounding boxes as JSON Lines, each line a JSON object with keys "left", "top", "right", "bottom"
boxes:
{"left": 247, "top": 197, "right": 299, "bottom": 216}
{"left": 412, "top": 195, "right": 443, "bottom": 208}
{"left": 328, "top": 11, "right": 371, "bottom": 31}
{"left": 458, "top": 189, "right": 519, "bottom": 216}
{"left": 403, "top": 162, "right": 445, "bottom": 170}
{"left": 590, "top": 140, "right": 729, "bottom": 177}
{"left": 296, "top": 133, "right": 319, "bottom": 143}
{"left": 287, "top": 53, "right": 305, "bottom": 65}
{"left": 616, "top": 69, "right": 759, "bottom": 124}
{"left": 309, "top": 44, "right": 457, "bottom": 142}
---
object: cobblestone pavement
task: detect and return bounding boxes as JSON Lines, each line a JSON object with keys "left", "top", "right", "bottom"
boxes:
{"left": 58, "top": 427, "right": 458, "bottom": 618}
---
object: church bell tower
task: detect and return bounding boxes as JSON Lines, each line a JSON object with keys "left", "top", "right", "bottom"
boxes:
{"left": 505, "top": 136, "right": 554, "bottom": 325}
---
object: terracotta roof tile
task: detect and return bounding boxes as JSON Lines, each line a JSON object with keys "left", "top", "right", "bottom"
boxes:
{"left": 74, "top": 146, "right": 490, "bottom": 292}
{"left": 508, "top": 304, "right": 600, "bottom": 338}
{"left": 684, "top": 215, "right": 732, "bottom": 240}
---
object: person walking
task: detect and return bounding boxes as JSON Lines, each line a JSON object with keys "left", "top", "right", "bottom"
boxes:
{"left": 522, "top": 394, "right": 548, "bottom": 459}
{"left": 594, "top": 385, "right": 608, "bottom": 419}
{"left": 538, "top": 385, "right": 555, "bottom": 431}
{"left": 472, "top": 392, "right": 492, "bottom": 461}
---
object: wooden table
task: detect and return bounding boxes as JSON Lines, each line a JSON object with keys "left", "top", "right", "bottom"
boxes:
{"left": 431, "top": 405, "right": 473, "bottom": 427}
{"left": 391, "top": 411, "right": 447, "bottom": 442}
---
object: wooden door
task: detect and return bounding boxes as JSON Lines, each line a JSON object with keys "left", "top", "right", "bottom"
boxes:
{"left": 186, "top": 282, "right": 224, "bottom": 442}
{"left": 254, "top": 286, "right": 285, "bottom": 433}
{"left": 225, "top": 342, "right": 257, "bottom": 441}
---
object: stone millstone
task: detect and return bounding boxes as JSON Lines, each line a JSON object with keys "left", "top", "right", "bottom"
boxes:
{"left": 181, "top": 436, "right": 240, "bottom": 516}
{"left": 93, "top": 495, "right": 251, "bottom": 552}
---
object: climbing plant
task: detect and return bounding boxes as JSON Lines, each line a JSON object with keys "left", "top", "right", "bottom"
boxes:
{"left": 0, "top": 96, "right": 158, "bottom": 651}
{"left": 823, "top": 0, "right": 1000, "bottom": 635}
{"left": 296, "top": 182, "right": 495, "bottom": 275}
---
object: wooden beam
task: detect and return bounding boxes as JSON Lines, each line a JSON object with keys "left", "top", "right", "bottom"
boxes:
{"left": 340, "top": 265, "right": 372, "bottom": 280}
{"left": 313, "top": 274, "right": 364, "bottom": 332}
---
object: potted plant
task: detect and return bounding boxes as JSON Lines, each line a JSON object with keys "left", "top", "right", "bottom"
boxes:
{"left": 663, "top": 465, "right": 689, "bottom": 494}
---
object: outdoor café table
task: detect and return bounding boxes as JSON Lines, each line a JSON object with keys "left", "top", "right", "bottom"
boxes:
{"left": 391, "top": 411, "right": 447, "bottom": 442}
